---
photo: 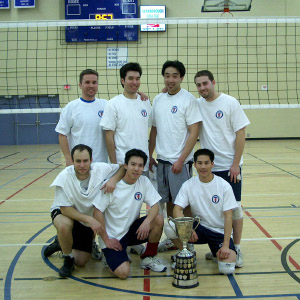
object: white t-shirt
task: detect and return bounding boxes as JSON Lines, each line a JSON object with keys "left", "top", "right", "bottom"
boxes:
{"left": 174, "top": 175, "right": 237, "bottom": 234}
{"left": 50, "top": 162, "right": 119, "bottom": 227}
{"left": 152, "top": 89, "right": 202, "bottom": 163}
{"left": 198, "top": 93, "right": 250, "bottom": 171}
{"left": 93, "top": 176, "right": 161, "bottom": 249}
{"left": 55, "top": 98, "right": 108, "bottom": 163}
{"left": 100, "top": 94, "right": 152, "bottom": 171}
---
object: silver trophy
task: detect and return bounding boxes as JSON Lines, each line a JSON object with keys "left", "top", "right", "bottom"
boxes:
{"left": 168, "top": 216, "right": 200, "bottom": 289}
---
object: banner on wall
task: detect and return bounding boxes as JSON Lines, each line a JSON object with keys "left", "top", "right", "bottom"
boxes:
{"left": 0, "top": 0, "right": 10, "bottom": 9}
{"left": 14, "top": 0, "right": 35, "bottom": 8}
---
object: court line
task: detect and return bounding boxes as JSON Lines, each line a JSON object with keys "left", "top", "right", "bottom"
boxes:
{"left": 0, "top": 164, "right": 62, "bottom": 205}
{"left": 0, "top": 152, "right": 20, "bottom": 160}
{"left": 0, "top": 170, "right": 32, "bottom": 189}
{"left": 0, "top": 158, "right": 29, "bottom": 170}
{"left": 247, "top": 153, "right": 300, "bottom": 179}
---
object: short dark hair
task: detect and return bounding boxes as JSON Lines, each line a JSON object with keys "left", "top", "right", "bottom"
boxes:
{"left": 120, "top": 62, "right": 142, "bottom": 87}
{"left": 194, "top": 148, "right": 214, "bottom": 163}
{"left": 79, "top": 69, "right": 98, "bottom": 84}
{"left": 161, "top": 60, "right": 186, "bottom": 77}
{"left": 194, "top": 70, "right": 214, "bottom": 83}
{"left": 71, "top": 144, "right": 93, "bottom": 161}
{"left": 125, "top": 149, "right": 148, "bottom": 166}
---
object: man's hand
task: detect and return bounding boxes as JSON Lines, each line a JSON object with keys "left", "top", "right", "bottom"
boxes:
{"left": 229, "top": 164, "right": 240, "bottom": 183}
{"left": 172, "top": 159, "right": 184, "bottom": 174}
{"left": 149, "top": 156, "right": 158, "bottom": 172}
{"left": 101, "top": 178, "right": 117, "bottom": 194}
{"left": 217, "top": 245, "right": 230, "bottom": 260}
{"left": 136, "top": 219, "right": 151, "bottom": 240}
{"left": 138, "top": 91, "right": 149, "bottom": 101}
{"left": 88, "top": 217, "right": 103, "bottom": 235}
{"left": 105, "top": 238, "right": 123, "bottom": 251}
{"left": 188, "top": 231, "right": 198, "bottom": 243}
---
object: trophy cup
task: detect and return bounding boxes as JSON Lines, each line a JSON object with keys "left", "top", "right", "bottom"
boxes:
{"left": 168, "top": 216, "right": 200, "bottom": 289}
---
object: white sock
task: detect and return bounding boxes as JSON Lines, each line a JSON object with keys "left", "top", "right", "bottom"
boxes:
{"left": 234, "top": 244, "right": 240, "bottom": 250}
{"left": 63, "top": 252, "right": 74, "bottom": 258}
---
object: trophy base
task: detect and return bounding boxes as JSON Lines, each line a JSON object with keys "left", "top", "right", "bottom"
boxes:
{"left": 172, "top": 249, "right": 199, "bottom": 289}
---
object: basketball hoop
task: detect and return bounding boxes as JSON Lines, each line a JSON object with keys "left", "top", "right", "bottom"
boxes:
{"left": 202, "top": 0, "right": 252, "bottom": 14}
{"left": 221, "top": 1, "right": 233, "bottom": 17}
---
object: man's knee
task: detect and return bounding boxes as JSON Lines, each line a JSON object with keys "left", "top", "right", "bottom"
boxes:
{"left": 153, "top": 214, "right": 164, "bottom": 228}
{"left": 54, "top": 215, "right": 74, "bottom": 233}
{"left": 163, "top": 220, "right": 177, "bottom": 240}
{"left": 114, "top": 262, "right": 130, "bottom": 279}
{"left": 232, "top": 202, "right": 243, "bottom": 220}
{"left": 218, "top": 261, "right": 235, "bottom": 275}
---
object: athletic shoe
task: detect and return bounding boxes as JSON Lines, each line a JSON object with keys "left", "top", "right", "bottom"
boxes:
{"left": 59, "top": 256, "right": 75, "bottom": 278}
{"left": 171, "top": 261, "right": 176, "bottom": 270}
{"left": 205, "top": 252, "right": 217, "bottom": 263}
{"left": 129, "top": 244, "right": 145, "bottom": 255}
{"left": 140, "top": 256, "right": 167, "bottom": 272}
{"left": 235, "top": 248, "right": 244, "bottom": 268}
{"left": 102, "top": 255, "right": 109, "bottom": 268}
{"left": 92, "top": 241, "right": 103, "bottom": 260}
{"left": 157, "top": 238, "right": 178, "bottom": 252}
{"left": 44, "top": 236, "right": 61, "bottom": 257}
{"left": 171, "top": 251, "right": 180, "bottom": 262}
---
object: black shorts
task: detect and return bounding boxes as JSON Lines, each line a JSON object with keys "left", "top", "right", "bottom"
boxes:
{"left": 50, "top": 208, "right": 93, "bottom": 253}
{"left": 102, "top": 216, "right": 148, "bottom": 272}
{"left": 194, "top": 222, "right": 236, "bottom": 257}
{"left": 213, "top": 168, "right": 242, "bottom": 202}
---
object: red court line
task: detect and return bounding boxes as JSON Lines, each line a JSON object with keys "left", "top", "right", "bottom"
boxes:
{"left": 0, "top": 164, "right": 62, "bottom": 205}
{"left": 0, "top": 158, "right": 28, "bottom": 170}
{"left": 143, "top": 269, "right": 151, "bottom": 300}
{"left": 244, "top": 209, "right": 300, "bottom": 269}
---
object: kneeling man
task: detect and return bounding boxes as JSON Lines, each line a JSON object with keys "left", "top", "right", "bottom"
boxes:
{"left": 173, "top": 148, "right": 237, "bottom": 275}
{"left": 93, "top": 149, "right": 167, "bottom": 279}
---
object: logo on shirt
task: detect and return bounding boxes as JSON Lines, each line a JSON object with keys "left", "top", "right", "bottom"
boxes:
{"left": 212, "top": 195, "right": 220, "bottom": 204}
{"left": 215, "top": 110, "right": 223, "bottom": 119}
{"left": 171, "top": 106, "right": 178, "bottom": 114}
{"left": 98, "top": 110, "right": 104, "bottom": 118}
{"left": 141, "top": 109, "right": 147, "bottom": 117}
{"left": 134, "top": 192, "right": 143, "bottom": 201}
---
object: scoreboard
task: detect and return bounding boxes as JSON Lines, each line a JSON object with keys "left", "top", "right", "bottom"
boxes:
{"left": 65, "top": 0, "right": 138, "bottom": 42}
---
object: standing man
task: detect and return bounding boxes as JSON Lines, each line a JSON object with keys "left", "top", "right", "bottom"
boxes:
{"left": 194, "top": 70, "right": 250, "bottom": 267}
{"left": 56, "top": 69, "right": 108, "bottom": 165}
{"left": 47, "top": 69, "right": 107, "bottom": 260}
{"left": 46, "top": 144, "right": 124, "bottom": 278}
{"left": 173, "top": 148, "right": 237, "bottom": 275}
{"left": 100, "top": 62, "right": 152, "bottom": 173}
{"left": 149, "top": 60, "right": 202, "bottom": 224}
{"left": 93, "top": 149, "right": 167, "bottom": 279}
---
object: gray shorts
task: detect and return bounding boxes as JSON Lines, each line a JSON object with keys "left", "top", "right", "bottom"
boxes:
{"left": 157, "top": 160, "right": 192, "bottom": 203}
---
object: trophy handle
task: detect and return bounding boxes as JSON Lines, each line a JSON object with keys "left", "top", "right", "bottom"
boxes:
{"left": 192, "top": 215, "right": 201, "bottom": 232}
{"left": 167, "top": 216, "right": 177, "bottom": 236}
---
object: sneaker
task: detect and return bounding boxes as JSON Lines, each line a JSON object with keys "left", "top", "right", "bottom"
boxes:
{"left": 59, "top": 256, "right": 75, "bottom": 278}
{"left": 205, "top": 252, "right": 217, "bottom": 263}
{"left": 126, "top": 248, "right": 132, "bottom": 262}
{"left": 235, "top": 248, "right": 244, "bottom": 268}
{"left": 171, "top": 251, "right": 180, "bottom": 262}
{"left": 158, "top": 238, "right": 178, "bottom": 252}
{"left": 44, "top": 236, "right": 61, "bottom": 257}
{"left": 102, "top": 255, "right": 109, "bottom": 268}
{"left": 92, "top": 241, "right": 103, "bottom": 260}
{"left": 171, "top": 261, "right": 176, "bottom": 270}
{"left": 140, "top": 256, "right": 167, "bottom": 272}
{"left": 129, "top": 244, "right": 145, "bottom": 255}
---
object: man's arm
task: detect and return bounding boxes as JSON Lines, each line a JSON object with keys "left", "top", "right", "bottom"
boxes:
{"left": 172, "top": 122, "right": 200, "bottom": 174}
{"left": 148, "top": 126, "right": 158, "bottom": 172}
{"left": 136, "top": 203, "right": 159, "bottom": 240}
{"left": 58, "top": 134, "right": 73, "bottom": 166}
{"left": 230, "top": 127, "right": 246, "bottom": 183}
{"left": 104, "top": 130, "right": 117, "bottom": 164}
{"left": 60, "top": 206, "right": 102, "bottom": 235}
{"left": 101, "top": 165, "right": 126, "bottom": 194}
{"left": 93, "top": 208, "right": 122, "bottom": 250}
{"left": 217, "top": 209, "right": 233, "bottom": 260}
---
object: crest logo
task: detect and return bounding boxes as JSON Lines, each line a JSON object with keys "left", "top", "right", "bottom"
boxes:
{"left": 171, "top": 106, "right": 178, "bottom": 114}
{"left": 212, "top": 195, "right": 220, "bottom": 204}
{"left": 141, "top": 109, "right": 147, "bottom": 117}
{"left": 215, "top": 110, "right": 223, "bottom": 119}
{"left": 134, "top": 192, "right": 143, "bottom": 201}
{"left": 98, "top": 110, "right": 104, "bottom": 118}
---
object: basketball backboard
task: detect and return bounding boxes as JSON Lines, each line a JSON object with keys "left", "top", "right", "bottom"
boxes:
{"left": 202, "top": 0, "right": 252, "bottom": 12}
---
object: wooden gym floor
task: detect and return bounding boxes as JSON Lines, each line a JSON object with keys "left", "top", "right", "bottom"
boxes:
{"left": 1, "top": 139, "right": 300, "bottom": 300}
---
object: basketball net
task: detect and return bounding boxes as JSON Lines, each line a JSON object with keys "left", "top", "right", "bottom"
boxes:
{"left": 221, "top": 0, "right": 233, "bottom": 16}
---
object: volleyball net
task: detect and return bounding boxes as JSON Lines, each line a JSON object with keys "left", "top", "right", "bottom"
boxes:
{"left": 0, "top": 17, "right": 300, "bottom": 114}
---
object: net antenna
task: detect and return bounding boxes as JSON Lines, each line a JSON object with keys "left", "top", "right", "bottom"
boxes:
{"left": 202, "top": 0, "right": 252, "bottom": 16}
